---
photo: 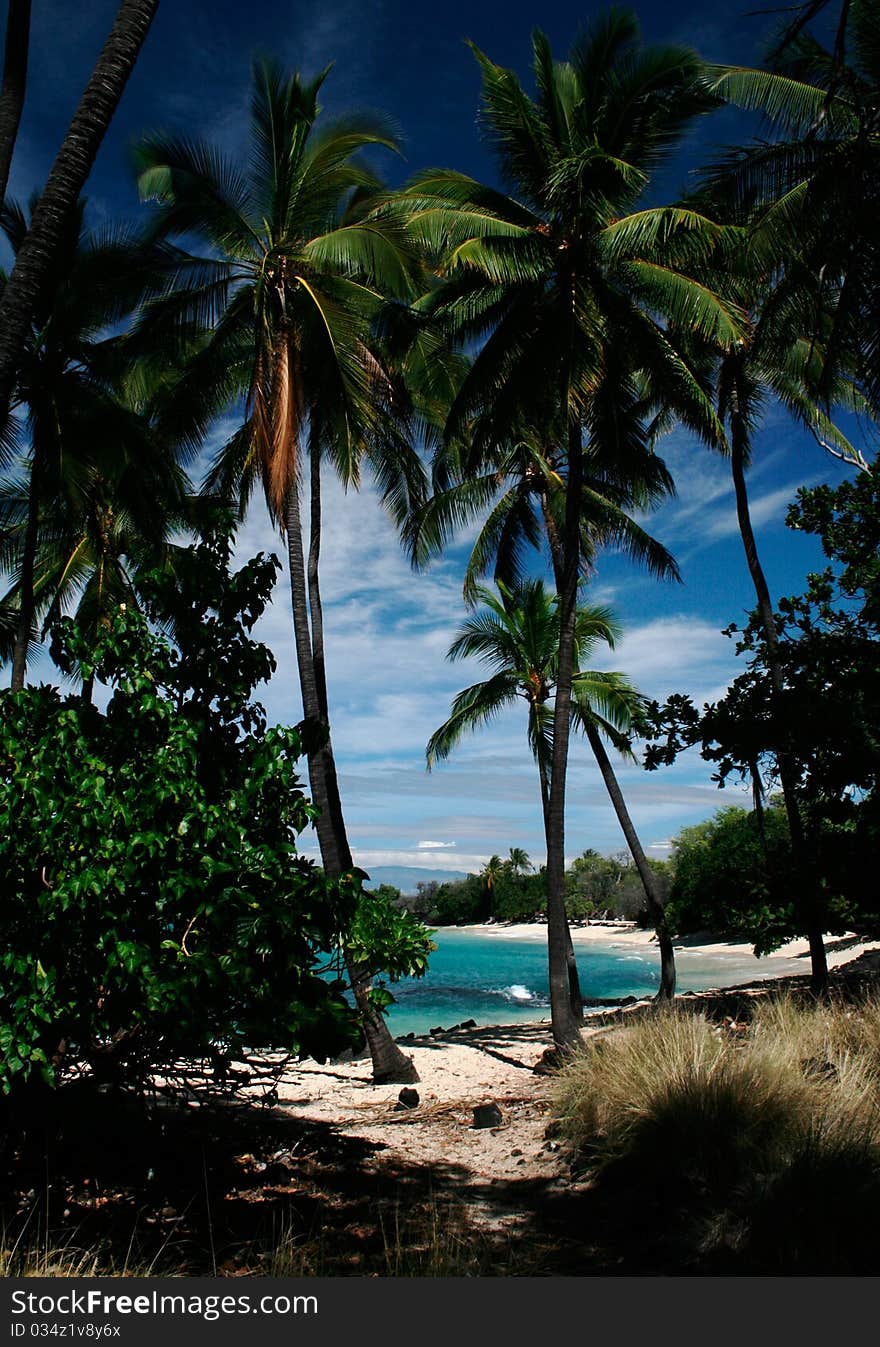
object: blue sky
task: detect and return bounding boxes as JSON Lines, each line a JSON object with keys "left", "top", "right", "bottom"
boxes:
{"left": 7, "top": 0, "right": 866, "bottom": 879}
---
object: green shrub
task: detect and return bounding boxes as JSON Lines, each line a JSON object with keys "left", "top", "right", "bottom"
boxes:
{"left": 0, "top": 534, "right": 363, "bottom": 1097}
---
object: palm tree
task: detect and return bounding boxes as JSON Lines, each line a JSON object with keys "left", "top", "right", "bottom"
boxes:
{"left": 481, "top": 854, "right": 504, "bottom": 893}
{"left": 0, "top": 196, "right": 185, "bottom": 690}
{"left": 0, "top": 0, "right": 159, "bottom": 425}
{"left": 706, "top": 0, "right": 880, "bottom": 415}
{"left": 407, "top": 409, "right": 681, "bottom": 606}
{"left": 427, "top": 579, "right": 676, "bottom": 1001}
{"left": 135, "top": 59, "right": 423, "bottom": 1083}
{"left": 508, "top": 846, "right": 531, "bottom": 877}
{"left": 668, "top": 172, "right": 868, "bottom": 990}
{"left": 2, "top": 426, "right": 190, "bottom": 701}
{"left": 399, "top": 15, "right": 733, "bottom": 1042}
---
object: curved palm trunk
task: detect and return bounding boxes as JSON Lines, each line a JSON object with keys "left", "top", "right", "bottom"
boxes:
{"left": 584, "top": 724, "right": 676, "bottom": 1000}
{"left": 0, "top": 0, "right": 159, "bottom": 422}
{"left": 285, "top": 482, "right": 418, "bottom": 1083}
{"left": 729, "top": 392, "right": 828, "bottom": 993}
{"left": 0, "top": 0, "right": 31, "bottom": 210}
{"left": 544, "top": 421, "right": 586, "bottom": 1049}
{"left": 9, "top": 443, "right": 39, "bottom": 690}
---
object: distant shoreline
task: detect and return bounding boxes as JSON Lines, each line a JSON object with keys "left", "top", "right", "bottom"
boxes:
{"left": 442, "top": 920, "right": 880, "bottom": 972}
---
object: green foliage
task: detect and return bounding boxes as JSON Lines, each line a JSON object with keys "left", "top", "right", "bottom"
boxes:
{"left": 344, "top": 881, "right": 435, "bottom": 1011}
{"left": 565, "top": 850, "right": 625, "bottom": 920}
{"left": 564, "top": 849, "right": 671, "bottom": 923}
{"left": 0, "top": 532, "right": 361, "bottom": 1096}
{"left": 421, "top": 874, "right": 489, "bottom": 926}
{"left": 668, "top": 803, "right": 806, "bottom": 954}
{"left": 490, "top": 866, "right": 547, "bottom": 922}
{"left": 646, "top": 458, "right": 880, "bottom": 945}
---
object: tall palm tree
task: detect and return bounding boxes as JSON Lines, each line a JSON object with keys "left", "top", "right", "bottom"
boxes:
{"left": 398, "top": 15, "right": 734, "bottom": 1042}
{"left": 0, "top": 196, "right": 184, "bottom": 690}
{"left": 669, "top": 174, "right": 868, "bottom": 989}
{"left": 427, "top": 579, "right": 676, "bottom": 1001}
{"left": 135, "top": 59, "right": 424, "bottom": 1082}
{"left": 706, "top": 0, "right": 880, "bottom": 415}
{"left": 0, "top": 0, "right": 159, "bottom": 425}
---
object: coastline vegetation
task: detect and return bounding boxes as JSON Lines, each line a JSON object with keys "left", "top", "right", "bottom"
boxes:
{"left": 0, "top": 0, "right": 878, "bottom": 1278}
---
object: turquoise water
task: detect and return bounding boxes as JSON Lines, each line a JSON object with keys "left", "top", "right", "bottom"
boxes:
{"left": 378, "top": 928, "right": 807, "bottom": 1037}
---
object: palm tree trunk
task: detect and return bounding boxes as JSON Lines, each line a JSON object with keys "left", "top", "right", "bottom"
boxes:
{"left": 0, "top": 0, "right": 159, "bottom": 422}
{"left": 307, "top": 440, "right": 329, "bottom": 720}
{"left": 0, "top": 0, "right": 31, "bottom": 210}
{"left": 584, "top": 724, "right": 676, "bottom": 1000}
{"left": 729, "top": 397, "right": 828, "bottom": 993}
{"left": 539, "top": 488, "right": 587, "bottom": 1018}
{"left": 536, "top": 737, "right": 583, "bottom": 1018}
{"left": 544, "top": 420, "right": 586, "bottom": 1049}
{"left": 285, "top": 482, "right": 418, "bottom": 1083}
{"left": 10, "top": 442, "right": 40, "bottom": 690}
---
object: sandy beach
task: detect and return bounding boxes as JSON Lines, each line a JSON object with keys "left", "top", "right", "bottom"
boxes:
{"left": 266, "top": 928, "right": 880, "bottom": 1228}
{"left": 461, "top": 919, "right": 877, "bottom": 965}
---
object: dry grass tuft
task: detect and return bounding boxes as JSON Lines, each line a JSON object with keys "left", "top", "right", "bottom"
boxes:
{"left": 550, "top": 993, "right": 880, "bottom": 1271}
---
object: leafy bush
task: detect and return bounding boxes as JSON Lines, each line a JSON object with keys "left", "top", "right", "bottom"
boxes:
{"left": 668, "top": 802, "right": 801, "bottom": 953}
{"left": 0, "top": 534, "right": 362, "bottom": 1097}
{"left": 344, "top": 883, "right": 435, "bottom": 1013}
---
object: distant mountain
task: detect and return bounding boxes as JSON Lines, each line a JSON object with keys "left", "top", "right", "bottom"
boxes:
{"left": 362, "top": 865, "right": 470, "bottom": 894}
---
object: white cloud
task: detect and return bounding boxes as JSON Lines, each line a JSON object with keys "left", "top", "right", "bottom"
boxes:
{"left": 417, "top": 840, "right": 457, "bottom": 849}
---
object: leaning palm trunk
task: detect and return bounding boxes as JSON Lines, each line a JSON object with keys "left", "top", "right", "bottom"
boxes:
{"left": 0, "top": 0, "right": 158, "bottom": 421}
{"left": 285, "top": 484, "right": 418, "bottom": 1083}
{"left": 0, "top": 0, "right": 31, "bottom": 211}
{"left": 544, "top": 422, "right": 587, "bottom": 1049}
{"left": 584, "top": 725, "right": 676, "bottom": 1001}
{"left": 729, "top": 398, "right": 828, "bottom": 993}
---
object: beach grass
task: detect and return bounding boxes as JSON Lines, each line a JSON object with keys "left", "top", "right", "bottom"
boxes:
{"left": 551, "top": 991, "right": 880, "bottom": 1271}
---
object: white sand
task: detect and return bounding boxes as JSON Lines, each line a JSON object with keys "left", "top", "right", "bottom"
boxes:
{"left": 269, "top": 930, "right": 880, "bottom": 1218}
{"left": 460, "top": 920, "right": 878, "bottom": 967}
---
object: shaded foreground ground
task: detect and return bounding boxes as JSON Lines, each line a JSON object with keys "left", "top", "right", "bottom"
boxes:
{"left": 3, "top": 939, "right": 880, "bottom": 1276}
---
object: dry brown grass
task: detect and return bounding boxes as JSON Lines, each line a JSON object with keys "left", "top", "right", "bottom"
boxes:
{"left": 550, "top": 992, "right": 880, "bottom": 1272}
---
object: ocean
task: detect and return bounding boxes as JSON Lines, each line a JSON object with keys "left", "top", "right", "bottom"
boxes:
{"left": 378, "top": 927, "right": 807, "bottom": 1037}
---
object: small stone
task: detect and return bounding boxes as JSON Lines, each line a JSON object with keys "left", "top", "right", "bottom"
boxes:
{"left": 395, "top": 1087, "right": 420, "bottom": 1110}
{"left": 510, "top": 1148, "right": 523, "bottom": 1157}
{"left": 459, "top": 1019, "right": 477, "bottom": 1030}
{"left": 430, "top": 1025, "right": 444, "bottom": 1035}
{"left": 472, "top": 1102, "right": 503, "bottom": 1129}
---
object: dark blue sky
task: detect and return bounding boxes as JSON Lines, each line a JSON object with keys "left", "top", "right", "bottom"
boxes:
{"left": 6, "top": 1, "right": 863, "bottom": 875}
{"left": 11, "top": 0, "right": 782, "bottom": 221}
